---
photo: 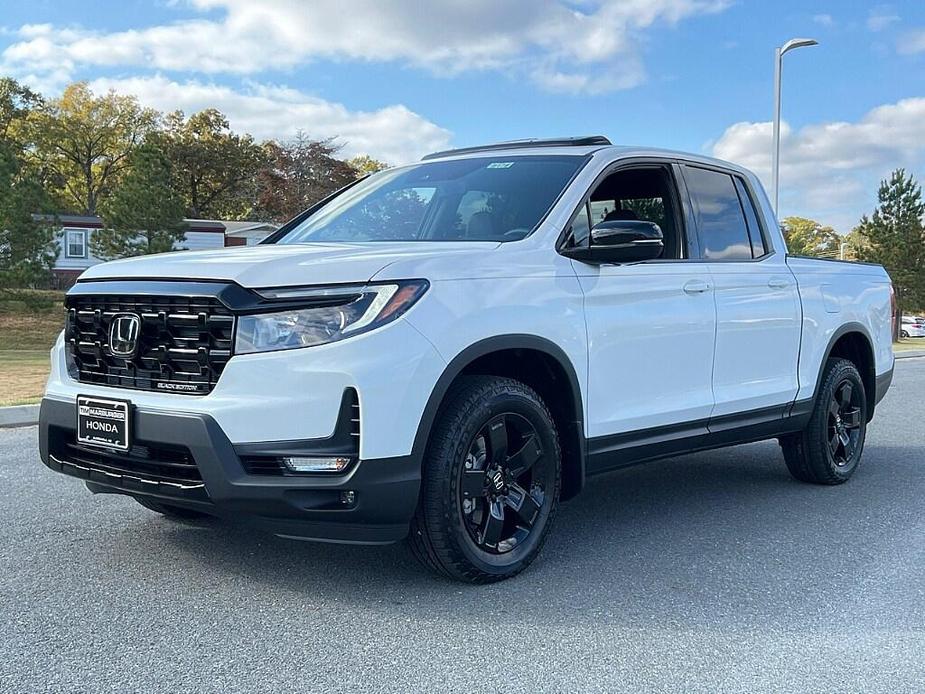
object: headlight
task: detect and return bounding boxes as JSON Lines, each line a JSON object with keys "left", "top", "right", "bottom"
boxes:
{"left": 235, "top": 280, "right": 429, "bottom": 355}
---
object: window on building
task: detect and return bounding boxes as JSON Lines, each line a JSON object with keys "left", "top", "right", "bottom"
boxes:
{"left": 64, "top": 229, "right": 88, "bottom": 259}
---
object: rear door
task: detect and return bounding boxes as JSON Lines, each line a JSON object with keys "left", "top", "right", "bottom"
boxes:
{"left": 682, "top": 164, "right": 801, "bottom": 419}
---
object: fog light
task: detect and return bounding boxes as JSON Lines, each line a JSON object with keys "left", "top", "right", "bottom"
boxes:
{"left": 281, "top": 456, "right": 352, "bottom": 473}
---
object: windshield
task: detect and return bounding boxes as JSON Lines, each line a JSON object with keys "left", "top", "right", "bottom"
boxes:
{"left": 275, "top": 155, "right": 585, "bottom": 244}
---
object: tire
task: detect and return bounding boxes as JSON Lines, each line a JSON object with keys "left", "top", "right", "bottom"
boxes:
{"left": 780, "top": 358, "right": 867, "bottom": 485}
{"left": 409, "top": 376, "right": 562, "bottom": 583}
{"left": 134, "top": 496, "right": 213, "bottom": 522}
{"left": 901, "top": 330, "right": 909, "bottom": 338}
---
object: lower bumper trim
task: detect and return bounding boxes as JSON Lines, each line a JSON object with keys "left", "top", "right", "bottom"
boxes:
{"left": 39, "top": 397, "right": 421, "bottom": 544}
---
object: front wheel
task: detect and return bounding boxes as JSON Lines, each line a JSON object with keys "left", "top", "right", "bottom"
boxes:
{"left": 780, "top": 358, "right": 867, "bottom": 485}
{"left": 409, "top": 376, "right": 561, "bottom": 583}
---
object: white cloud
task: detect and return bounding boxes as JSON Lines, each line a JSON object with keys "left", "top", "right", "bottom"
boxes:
{"left": 87, "top": 75, "right": 451, "bottom": 164}
{"left": 898, "top": 28, "right": 925, "bottom": 55}
{"left": 812, "top": 14, "right": 834, "bottom": 28}
{"left": 711, "top": 98, "right": 925, "bottom": 230}
{"left": 1, "top": 0, "right": 731, "bottom": 94}
{"left": 867, "top": 10, "right": 900, "bottom": 32}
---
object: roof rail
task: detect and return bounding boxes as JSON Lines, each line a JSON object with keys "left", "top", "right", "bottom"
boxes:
{"left": 421, "top": 135, "right": 612, "bottom": 161}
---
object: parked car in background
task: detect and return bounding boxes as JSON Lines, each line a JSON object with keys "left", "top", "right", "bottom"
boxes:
{"left": 900, "top": 316, "right": 925, "bottom": 338}
{"left": 39, "top": 136, "right": 895, "bottom": 583}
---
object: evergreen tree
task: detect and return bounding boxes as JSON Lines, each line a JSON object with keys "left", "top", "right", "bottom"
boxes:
{"left": 856, "top": 169, "right": 925, "bottom": 338}
{"left": 0, "top": 142, "right": 57, "bottom": 292}
{"left": 94, "top": 143, "right": 187, "bottom": 260}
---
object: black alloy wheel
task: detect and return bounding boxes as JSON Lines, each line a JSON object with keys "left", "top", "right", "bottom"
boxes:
{"left": 827, "top": 378, "right": 863, "bottom": 466}
{"left": 458, "top": 412, "right": 551, "bottom": 554}
{"left": 409, "top": 376, "right": 562, "bottom": 583}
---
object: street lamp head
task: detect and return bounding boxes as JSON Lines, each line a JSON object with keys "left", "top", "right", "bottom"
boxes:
{"left": 780, "top": 38, "right": 819, "bottom": 55}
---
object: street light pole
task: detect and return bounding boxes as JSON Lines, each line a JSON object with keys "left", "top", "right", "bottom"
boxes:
{"left": 772, "top": 37, "right": 818, "bottom": 216}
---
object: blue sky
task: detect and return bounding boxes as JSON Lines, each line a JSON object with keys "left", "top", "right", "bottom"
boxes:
{"left": 1, "top": 0, "right": 924, "bottom": 231}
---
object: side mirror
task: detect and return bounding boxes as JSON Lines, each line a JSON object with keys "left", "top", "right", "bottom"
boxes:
{"left": 563, "top": 220, "right": 664, "bottom": 264}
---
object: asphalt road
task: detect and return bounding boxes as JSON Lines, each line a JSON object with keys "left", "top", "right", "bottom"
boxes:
{"left": 2, "top": 360, "right": 924, "bottom": 693}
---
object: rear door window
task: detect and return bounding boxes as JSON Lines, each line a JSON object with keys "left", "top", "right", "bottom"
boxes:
{"left": 683, "top": 166, "right": 753, "bottom": 261}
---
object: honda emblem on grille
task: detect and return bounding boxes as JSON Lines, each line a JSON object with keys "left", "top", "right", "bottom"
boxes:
{"left": 109, "top": 313, "right": 141, "bottom": 358}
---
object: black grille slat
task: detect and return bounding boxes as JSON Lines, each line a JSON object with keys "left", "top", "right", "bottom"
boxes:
{"left": 48, "top": 427, "right": 206, "bottom": 498}
{"left": 66, "top": 293, "right": 234, "bottom": 395}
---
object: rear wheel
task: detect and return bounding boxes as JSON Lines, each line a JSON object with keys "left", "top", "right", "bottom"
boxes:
{"left": 901, "top": 330, "right": 909, "bottom": 338}
{"left": 134, "top": 497, "right": 212, "bottom": 522}
{"left": 409, "top": 376, "right": 561, "bottom": 583}
{"left": 780, "top": 358, "right": 867, "bottom": 485}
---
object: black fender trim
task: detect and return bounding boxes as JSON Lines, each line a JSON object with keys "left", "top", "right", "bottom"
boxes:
{"left": 410, "top": 335, "right": 587, "bottom": 498}
{"left": 795, "top": 322, "right": 879, "bottom": 420}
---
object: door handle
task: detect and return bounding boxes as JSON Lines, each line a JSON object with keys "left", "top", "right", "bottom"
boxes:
{"left": 683, "top": 280, "right": 711, "bottom": 295}
{"left": 768, "top": 277, "right": 791, "bottom": 290}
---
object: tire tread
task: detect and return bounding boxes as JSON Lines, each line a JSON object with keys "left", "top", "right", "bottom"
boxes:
{"left": 780, "top": 358, "right": 866, "bottom": 485}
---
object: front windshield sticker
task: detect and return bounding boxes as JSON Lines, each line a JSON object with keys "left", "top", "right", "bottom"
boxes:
{"left": 486, "top": 162, "right": 514, "bottom": 169}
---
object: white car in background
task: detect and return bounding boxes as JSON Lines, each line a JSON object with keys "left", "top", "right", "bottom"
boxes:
{"left": 901, "top": 316, "right": 925, "bottom": 338}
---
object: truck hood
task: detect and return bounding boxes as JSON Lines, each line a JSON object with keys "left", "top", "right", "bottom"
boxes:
{"left": 78, "top": 241, "right": 501, "bottom": 288}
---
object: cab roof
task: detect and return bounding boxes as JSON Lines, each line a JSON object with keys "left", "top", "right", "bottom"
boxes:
{"left": 420, "top": 136, "right": 750, "bottom": 177}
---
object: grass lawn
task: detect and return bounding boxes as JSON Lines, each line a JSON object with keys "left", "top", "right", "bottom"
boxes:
{"left": 0, "top": 351, "right": 52, "bottom": 406}
{"left": 0, "top": 291, "right": 64, "bottom": 406}
{"left": 894, "top": 338, "right": 925, "bottom": 352}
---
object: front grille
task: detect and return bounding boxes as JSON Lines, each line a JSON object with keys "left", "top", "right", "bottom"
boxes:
{"left": 65, "top": 294, "right": 234, "bottom": 395}
{"left": 48, "top": 427, "right": 208, "bottom": 500}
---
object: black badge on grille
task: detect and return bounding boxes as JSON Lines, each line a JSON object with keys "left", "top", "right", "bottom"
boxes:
{"left": 109, "top": 313, "right": 141, "bottom": 358}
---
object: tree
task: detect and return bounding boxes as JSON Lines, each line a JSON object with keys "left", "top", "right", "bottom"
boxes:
{"left": 0, "top": 142, "right": 57, "bottom": 292}
{"left": 254, "top": 133, "right": 358, "bottom": 222}
{"left": 27, "top": 82, "right": 158, "bottom": 215}
{"left": 347, "top": 154, "right": 389, "bottom": 176}
{"left": 161, "top": 109, "right": 266, "bottom": 219}
{"left": 781, "top": 216, "right": 841, "bottom": 257}
{"left": 841, "top": 228, "right": 869, "bottom": 261}
{"left": 93, "top": 142, "right": 187, "bottom": 260}
{"left": 0, "top": 77, "right": 42, "bottom": 147}
{"left": 856, "top": 169, "right": 925, "bottom": 338}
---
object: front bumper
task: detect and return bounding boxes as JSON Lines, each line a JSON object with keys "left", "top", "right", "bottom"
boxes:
{"left": 39, "top": 398, "right": 421, "bottom": 544}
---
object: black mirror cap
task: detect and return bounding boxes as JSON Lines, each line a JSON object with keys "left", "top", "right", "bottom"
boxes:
{"left": 562, "top": 220, "right": 664, "bottom": 264}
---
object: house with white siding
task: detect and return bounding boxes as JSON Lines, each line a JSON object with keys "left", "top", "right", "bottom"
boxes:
{"left": 35, "top": 214, "right": 245, "bottom": 288}
{"left": 218, "top": 220, "right": 280, "bottom": 246}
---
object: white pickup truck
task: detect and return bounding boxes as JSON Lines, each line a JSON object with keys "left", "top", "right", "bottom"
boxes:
{"left": 39, "top": 136, "right": 895, "bottom": 583}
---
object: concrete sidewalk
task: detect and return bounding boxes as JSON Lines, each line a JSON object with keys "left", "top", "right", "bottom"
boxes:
{"left": 896, "top": 350, "right": 925, "bottom": 360}
{"left": 0, "top": 404, "right": 40, "bottom": 429}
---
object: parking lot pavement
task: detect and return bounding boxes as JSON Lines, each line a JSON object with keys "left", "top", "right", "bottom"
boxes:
{"left": 2, "top": 359, "right": 924, "bottom": 693}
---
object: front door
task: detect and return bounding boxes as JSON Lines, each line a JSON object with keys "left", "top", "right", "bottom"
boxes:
{"left": 568, "top": 163, "right": 717, "bottom": 451}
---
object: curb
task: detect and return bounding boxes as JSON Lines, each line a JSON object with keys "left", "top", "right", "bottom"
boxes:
{"left": 0, "top": 404, "right": 40, "bottom": 429}
{"left": 895, "top": 350, "right": 925, "bottom": 360}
